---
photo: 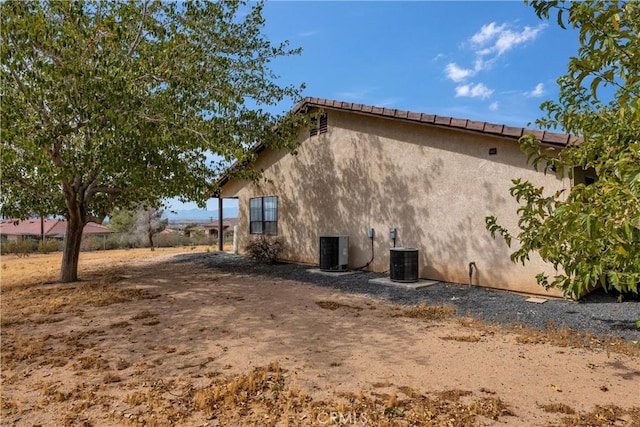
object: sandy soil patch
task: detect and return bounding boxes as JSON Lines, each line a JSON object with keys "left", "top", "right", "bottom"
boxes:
{"left": 1, "top": 249, "right": 639, "bottom": 426}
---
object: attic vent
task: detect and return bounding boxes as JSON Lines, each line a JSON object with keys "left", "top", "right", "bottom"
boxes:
{"left": 310, "top": 114, "right": 328, "bottom": 137}
{"left": 390, "top": 248, "right": 419, "bottom": 283}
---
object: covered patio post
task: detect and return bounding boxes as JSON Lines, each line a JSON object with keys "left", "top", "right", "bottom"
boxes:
{"left": 218, "top": 197, "right": 223, "bottom": 251}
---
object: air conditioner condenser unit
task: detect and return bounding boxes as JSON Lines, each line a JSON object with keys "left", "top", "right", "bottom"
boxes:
{"left": 319, "top": 235, "right": 349, "bottom": 271}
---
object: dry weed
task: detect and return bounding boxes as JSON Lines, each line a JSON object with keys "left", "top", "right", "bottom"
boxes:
{"left": 102, "top": 372, "right": 121, "bottom": 383}
{"left": 316, "top": 300, "right": 362, "bottom": 311}
{"left": 437, "top": 389, "right": 473, "bottom": 402}
{"left": 440, "top": 335, "right": 482, "bottom": 343}
{"left": 539, "top": 402, "right": 577, "bottom": 414}
{"left": 73, "top": 354, "right": 108, "bottom": 371}
{"left": 397, "top": 303, "right": 458, "bottom": 321}
{"left": 131, "top": 309, "right": 157, "bottom": 320}
{"left": 554, "top": 404, "right": 628, "bottom": 426}
{"left": 512, "top": 322, "right": 640, "bottom": 357}
{"left": 457, "top": 317, "right": 639, "bottom": 357}
{"left": 1, "top": 279, "right": 157, "bottom": 321}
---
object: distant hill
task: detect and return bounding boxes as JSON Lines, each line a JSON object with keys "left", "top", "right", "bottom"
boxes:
{"left": 165, "top": 207, "right": 238, "bottom": 223}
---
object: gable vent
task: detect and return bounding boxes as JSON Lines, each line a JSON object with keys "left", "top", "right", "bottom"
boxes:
{"left": 310, "top": 114, "right": 328, "bottom": 137}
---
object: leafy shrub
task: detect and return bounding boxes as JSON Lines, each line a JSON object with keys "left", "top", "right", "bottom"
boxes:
{"left": 38, "top": 239, "right": 61, "bottom": 254}
{"left": 81, "top": 235, "right": 104, "bottom": 251}
{"left": 244, "top": 236, "right": 284, "bottom": 263}
{"left": 1, "top": 239, "right": 35, "bottom": 257}
{"left": 104, "top": 234, "right": 123, "bottom": 250}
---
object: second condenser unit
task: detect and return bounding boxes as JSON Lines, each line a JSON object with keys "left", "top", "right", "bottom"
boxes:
{"left": 319, "top": 235, "right": 349, "bottom": 271}
{"left": 390, "top": 247, "right": 419, "bottom": 283}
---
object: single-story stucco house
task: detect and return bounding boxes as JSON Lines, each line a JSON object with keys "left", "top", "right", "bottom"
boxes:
{"left": 218, "top": 97, "right": 589, "bottom": 297}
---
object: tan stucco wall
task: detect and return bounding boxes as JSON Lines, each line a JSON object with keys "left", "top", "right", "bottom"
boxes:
{"left": 221, "top": 110, "right": 570, "bottom": 297}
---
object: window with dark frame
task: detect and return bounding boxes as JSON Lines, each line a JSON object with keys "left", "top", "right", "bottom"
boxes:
{"left": 249, "top": 196, "right": 278, "bottom": 235}
{"left": 310, "top": 114, "right": 328, "bottom": 137}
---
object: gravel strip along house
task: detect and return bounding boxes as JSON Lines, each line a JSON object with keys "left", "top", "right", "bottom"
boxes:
{"left": 218, "top": 97, "right": 592, "bottom": 297}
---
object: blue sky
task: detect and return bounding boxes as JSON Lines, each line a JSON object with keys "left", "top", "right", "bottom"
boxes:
{"left": 168, "top": 1, "right": 579, "bottom": 214}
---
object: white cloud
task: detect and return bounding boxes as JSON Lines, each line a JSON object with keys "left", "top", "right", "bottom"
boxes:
{"left": 472, "top": 23, "right": 546, "bottom": 57}
{"left": 489, "top": 101, "right": 499, "bottom": 111}
{"left": 470, "top": 22, "right": 507, "bottom": 45}
{"left": 445, "top": 63, "right": 474, "bottom": 82}
{"left": 526, "top": 82, "right": 545, "bottom": 97}
{"left": 455, "top": 83, "right": 494, "bottom": 100}
{"left": 444, "top": 21, "right": 546, "bottom": 99}
{"left": 473, "top": 58, "right": 489, "bottom": 72}
{"left": 445, "top": 22, "right": 544, "bottom": 85}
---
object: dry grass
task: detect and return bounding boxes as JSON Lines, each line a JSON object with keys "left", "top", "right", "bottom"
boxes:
{"left": 440, "top": 335, "right": 482, "bottom": 343}
{"left": 0, "top": 246, "right": 210, "bottom": 289}
{"left": 457, "top": 317, "right": 640, "bottom": 357}
{"left": 539, "top": 402, "right": 577, "bottom": 414}
{"left": 1, "top": 276, "right": 157, "bottom": 323}
{"left": 1, "top": 250, "right": 165, "bottom": 321}
{"left": 553, "top": 404, "right": 638, "bottom": 426}
{"left": 2, "top": 248, "right": 639, "bottom": 426}
{"left": 397, "top": 303, "right": 458, "bottom": 321}
{"left": 0, "top": 249, "right": 201, "bottom": 373}
{"left": 315, "top": 300, "right": 363, "bottom": 311}
{"left": 110, "top": 362, "right": 520, "bottom": 427}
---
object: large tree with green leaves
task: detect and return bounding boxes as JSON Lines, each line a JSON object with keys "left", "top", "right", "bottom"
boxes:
{"left": 486, "top": 0, "right": 639, "bottom": 298}
{"left": 1, "top": 0, "right": 305, "bottom": 282}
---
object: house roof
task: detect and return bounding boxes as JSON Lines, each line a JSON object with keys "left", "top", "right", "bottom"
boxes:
{"left": 297, "top": 97, "right": 579, "bottom": 148}
{"left": 217, "top": 97, "right": 578, "bottom": 190}
{"left": 0, "top": 218, "right": 113, "bottom": 237}
{"left": 202, "top": 218, "right": 238, "bottom": 230}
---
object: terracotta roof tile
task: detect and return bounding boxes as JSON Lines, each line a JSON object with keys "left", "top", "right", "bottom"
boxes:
{"left": 293, "top": 97, "right": 577, "bottom": 147}
{"left": 465, "top": 120, "right": 486, "bottom": 131}
{"left": 526, "top": 129, "right": 546, "bottom": 140}
{"left": 450, "top": 118, "right": 468, "bottom": 128}
{"left": 434, "top": 116, "right": 452, "bottom": 126}
{"left": 420, "top": 114, "right": 435, "bottom": 123}
{"left": 503, "top": 126, "right": 524, "bottom": 138}
{"left": 484, "top": 123, "right": 504, "bottom": 134}
{"left": 396, "top": 109, "right": 409, "bottom": 119}
{"left": 543, "top": 132, "right": 570, "bottom": 145}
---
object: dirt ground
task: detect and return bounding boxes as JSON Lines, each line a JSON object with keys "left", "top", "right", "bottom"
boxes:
{"left": 1, "top": 249, "right": 639, "bottom": 426}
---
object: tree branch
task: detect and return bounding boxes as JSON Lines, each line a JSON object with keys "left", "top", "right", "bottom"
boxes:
{"left": 9, "top": 68, "right": 54, "bottom": 127}
{"left": 127, "top": 0, "right": 150, "bottom": 57}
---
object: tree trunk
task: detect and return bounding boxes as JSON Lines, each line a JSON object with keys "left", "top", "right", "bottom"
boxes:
{"left": 148, "top": 230, "right": 155, "bottom": 251}
{"left": 60, "top": 215, "right": 84, "bottom": 282}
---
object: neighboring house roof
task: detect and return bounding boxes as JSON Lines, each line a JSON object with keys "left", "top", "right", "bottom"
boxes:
{"left": 217, "top": 97, "right": 578, "bottom": 189}
{"left": 0, "top": 218, "right": 113, "bottom": 237}
{"left": 203, "top": 218, "right": 238, "bottom": 231}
